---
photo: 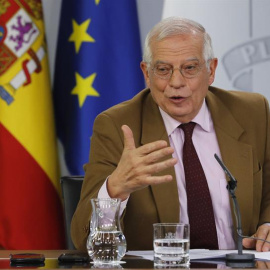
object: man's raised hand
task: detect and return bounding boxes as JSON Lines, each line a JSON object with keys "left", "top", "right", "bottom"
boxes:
{"left": 107, "top": 125, "right": 178, "bottom": 200}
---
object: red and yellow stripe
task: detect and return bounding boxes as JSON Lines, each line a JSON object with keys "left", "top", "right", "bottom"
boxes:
{"left": 0, "top": 0, "right": 65, "bottom": 249}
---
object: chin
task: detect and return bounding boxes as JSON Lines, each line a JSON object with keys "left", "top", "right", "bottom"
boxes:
{"left": 171, "top": 109, "right": 193, "bottom": 121}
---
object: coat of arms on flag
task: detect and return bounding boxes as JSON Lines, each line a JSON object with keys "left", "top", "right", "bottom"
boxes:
{"left": 0, "top": 0, "right": 44, "bottom": 105}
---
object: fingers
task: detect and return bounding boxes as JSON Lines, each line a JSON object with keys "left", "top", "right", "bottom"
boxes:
{"left": 122, "top": 124, "right": 174, "bottom": 162}
{"left": 144, "top": 174, "right": 174, "bottom": 185}
{"left": 122, "top": 125, "right": 135, "bottom": 150}
{"left": 122, "top": 124, "right": 169, "bottom": 155}
{"left": 138, "top": 156, "right": 178, "bottom": 177}
{"left": 242, "top": 236, "right": 255, "bottom": 249}
{"left": 256, "top": 261, "right": 270, "bottom": 269}
{"left": 256, "top": 224, "right": 270, "bottom": 252}
{"left": 242, "top": 224, "right": 270, "bottom": 252}
{"left": 121, "top": 125, "right": 176, "bottom": 175}
{"left": 139, "top": 139, "right": 168, "bottom": 155}
{"left": 137, "top": 144, "right": 175, "bottom": 169}
{"left": 109, "top": 125, "right": 177, "bottom": 199}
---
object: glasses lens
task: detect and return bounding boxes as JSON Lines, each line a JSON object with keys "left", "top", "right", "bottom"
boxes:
{"left": 152, "top": 60, "right": 204, "bottom": 79}
{"left": 154, "top": 64, "right": 172, "bottom": 79}
{"left": 181, "top": 61, "right": 201, "bottom": 78}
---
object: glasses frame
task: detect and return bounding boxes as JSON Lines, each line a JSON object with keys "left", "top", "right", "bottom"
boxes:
{"left": 150, "top": 60, "right": 209, "bottom": 80}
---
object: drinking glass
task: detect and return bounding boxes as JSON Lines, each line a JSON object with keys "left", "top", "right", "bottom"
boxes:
{"left": 153, "top": 223, "right": 190, "bottom": 266}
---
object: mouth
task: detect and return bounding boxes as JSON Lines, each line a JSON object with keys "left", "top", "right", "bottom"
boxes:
{"left": 169, "top": 96, "right": 186, "bottom": 101}
{"left": 170, "top": 96, "right": 184, "bottom": 100}
{"left": 168, "top": 96, "right": 188, "bottom": 104}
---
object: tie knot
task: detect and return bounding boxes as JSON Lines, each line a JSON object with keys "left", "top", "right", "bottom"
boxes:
{"left": 180, "top": 122, "right": 196, "bottom": 139}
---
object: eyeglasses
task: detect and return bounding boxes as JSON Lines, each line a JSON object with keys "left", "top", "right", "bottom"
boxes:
{"left": 151, "top": 60, "right": 206, "bottom": 80}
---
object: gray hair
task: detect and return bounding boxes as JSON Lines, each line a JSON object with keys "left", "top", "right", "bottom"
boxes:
{"left": 143, "top": 17, "right": 214, "bottom": 70}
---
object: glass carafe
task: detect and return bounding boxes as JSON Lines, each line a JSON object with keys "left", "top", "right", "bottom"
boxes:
{"left": 87, "top": 198, "right": 126, "bottom": 265}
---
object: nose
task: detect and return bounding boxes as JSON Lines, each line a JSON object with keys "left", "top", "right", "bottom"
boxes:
{"left": 169, "top": 68, "right": 186, "bottom": 89}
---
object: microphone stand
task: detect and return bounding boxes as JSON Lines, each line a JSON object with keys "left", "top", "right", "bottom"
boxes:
{"left": 214, "top": 154, "right": 255, "bottom": 267}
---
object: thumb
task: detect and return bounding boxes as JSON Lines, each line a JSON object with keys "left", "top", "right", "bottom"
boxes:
{"left": 242, "top": 236, "right": 256, "bottom": 249}
{"left": 121, "top": 125, "right": 135, "bottom": 150}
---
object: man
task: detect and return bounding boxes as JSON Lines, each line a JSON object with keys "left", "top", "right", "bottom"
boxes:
{"left": 71, "top": 17, "right": 270, "bottom": 252}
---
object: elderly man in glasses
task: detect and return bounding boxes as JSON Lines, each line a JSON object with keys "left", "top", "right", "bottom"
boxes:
{"left": 71, "top": 17, "right": 270, "bottom": 252}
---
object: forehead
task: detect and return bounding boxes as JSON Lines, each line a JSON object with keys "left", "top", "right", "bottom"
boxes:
{"left": 151, "top": 34, "right": 204, "bottom": 63}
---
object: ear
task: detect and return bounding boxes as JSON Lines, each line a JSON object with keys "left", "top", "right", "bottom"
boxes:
{"left": 140, "top": 61, "right": 151, "bottom": 88}
{"left": 208, "top": 58, "right": 218, "bottom": 86}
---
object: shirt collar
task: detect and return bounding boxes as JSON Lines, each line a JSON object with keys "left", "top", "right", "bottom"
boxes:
{"left": 159, "top": 99, "right": 211, "bottom": 136}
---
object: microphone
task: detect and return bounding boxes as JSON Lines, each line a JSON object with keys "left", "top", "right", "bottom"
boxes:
{"left": 214, "top": 154, "right": 255, "bottom": 267}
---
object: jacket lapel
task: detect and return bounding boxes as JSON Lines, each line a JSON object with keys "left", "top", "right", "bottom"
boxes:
{"left": 206, "top": 90, "right": 254, "bottom": 230}
{"left": 141, "top": 93, "right": 179, "bottom": 223}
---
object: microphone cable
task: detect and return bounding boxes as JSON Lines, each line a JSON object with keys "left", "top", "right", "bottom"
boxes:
{"left": 215, "top": 153, "right": 270, "bottom": 249}
{"left": 231, "top": 192, "right": 270, "bottom": 245}
{"left": 236, "top": 231, "right": 270, "bottom": 245}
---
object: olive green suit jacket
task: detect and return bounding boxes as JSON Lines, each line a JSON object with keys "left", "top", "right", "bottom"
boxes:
{"left": 71, "top": 86, "right": 270, "bottom": 251}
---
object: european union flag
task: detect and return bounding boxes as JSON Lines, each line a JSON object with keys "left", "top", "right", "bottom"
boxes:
{"left": 53, "top": 0, "right": 145, "bottom": 175}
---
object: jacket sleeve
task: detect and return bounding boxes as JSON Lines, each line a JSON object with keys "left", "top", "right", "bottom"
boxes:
{"left": 259, "top": 96, "right": 270, "bottom": 225}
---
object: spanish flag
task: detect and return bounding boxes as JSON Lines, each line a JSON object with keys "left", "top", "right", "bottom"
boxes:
{"left": 0, "top": 0, "right": 65, "bottom": 249}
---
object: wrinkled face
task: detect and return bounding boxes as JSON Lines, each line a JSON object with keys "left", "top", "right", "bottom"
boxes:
{"left": 141, "top": 34, "right": 218, "bottom": 123}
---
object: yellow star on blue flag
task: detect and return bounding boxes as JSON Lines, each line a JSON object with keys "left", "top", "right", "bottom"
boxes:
{"left": 69, "top": 19, "right": 95, "bottom": 53}
{"left": 53, "top": 0, "right": 145, "bottom": 175}
{"left": 71, "top": 72, "right": 99, "bottom": 107}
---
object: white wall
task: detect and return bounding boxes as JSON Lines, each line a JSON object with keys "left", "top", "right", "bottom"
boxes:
{"left": 161, "top": 0, "right": 270, "bottom": 102}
